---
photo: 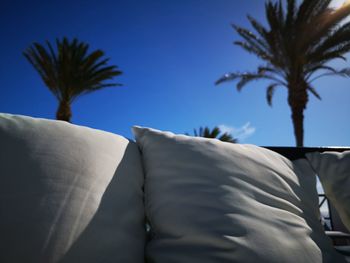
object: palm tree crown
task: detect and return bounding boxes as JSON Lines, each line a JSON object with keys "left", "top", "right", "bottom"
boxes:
{"left": 24, "top": 37, "right": 122, "bottom": 122}
{"left": 216, "top": 0, "right": 350, "bottom": 146}
{"left": 190, "top": 126, "right": 238, "bottom": 143}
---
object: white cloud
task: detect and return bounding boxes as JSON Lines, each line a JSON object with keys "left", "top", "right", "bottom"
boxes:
{"left": 218, "top": 122, "right": 256, "bottom": 142}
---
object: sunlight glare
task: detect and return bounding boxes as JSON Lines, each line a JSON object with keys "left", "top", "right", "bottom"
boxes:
{"left": 330, "top": 0, "right": 350, "bottom": 8}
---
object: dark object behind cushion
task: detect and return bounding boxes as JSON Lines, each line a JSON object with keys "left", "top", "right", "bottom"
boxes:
{"left": 264, "top": 147, "right": 350, "bottom": 161}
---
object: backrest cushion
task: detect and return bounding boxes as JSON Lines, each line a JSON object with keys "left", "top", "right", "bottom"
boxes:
{"left": 133, "top": 126, "right": 345, "bottom": 263}
{"left": 0, "top": 114, "right": 145, "bottom": 263}
{"left": 306, "top": 151, "right": 350, "bottom": 232}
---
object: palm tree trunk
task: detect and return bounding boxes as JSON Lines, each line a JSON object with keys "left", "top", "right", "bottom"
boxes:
{"left": 288, "top": 85, "right": 308, "bottom": 147}
{"left": 290, "top": 106, "right": 304, "bottom": 147}
{"left": 56, "top": 100, "right": 72, "bottom": 122}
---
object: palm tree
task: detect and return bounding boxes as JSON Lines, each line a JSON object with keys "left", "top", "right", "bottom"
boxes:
{"left": 23, "top": 37, "right": 122, "bottom": 122}
{"left": 189, "top": 126, "right": 238, "bottom": 143}
{"left": 216, "top": 0, "right": 350, "bottom": 146}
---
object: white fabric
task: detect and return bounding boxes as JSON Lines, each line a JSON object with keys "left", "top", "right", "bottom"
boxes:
{"left": 133, "top": 126, "right": 345, "bottom": 263}
{"left": 0, "top": 114, "right": 145, "bottom": 263}
{"left": 306, "top": 151, "right": 350, "bottom": 231}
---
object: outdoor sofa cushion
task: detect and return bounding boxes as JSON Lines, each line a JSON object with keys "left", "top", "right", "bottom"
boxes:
{"left": 306, "top": 151, "right": 350, "bottom": 232}
{"left": 133, "top": 126, "right": 346, "bottom": 263}
{"left": 0, "top": 114, "right": 145, "bottom": 263}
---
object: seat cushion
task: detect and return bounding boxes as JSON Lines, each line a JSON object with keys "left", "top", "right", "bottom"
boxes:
{"left": 0, "top": 114, "right": 145, "bottom": 263}
{"left": 306, "top": 151, "right": 350, "bottom": 232}
{"left": 133, "top": 126, "right": 346, "bottom": 263}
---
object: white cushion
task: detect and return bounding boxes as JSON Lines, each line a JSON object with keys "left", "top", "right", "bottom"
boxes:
{"left": 306, "top": 151, "right": 350, "bottom": 232}
{"left": 133, "top": 126, "right": 346, "bottom": 263}
{"left": 0, "top": 114, "right": 145, "bottom": 263}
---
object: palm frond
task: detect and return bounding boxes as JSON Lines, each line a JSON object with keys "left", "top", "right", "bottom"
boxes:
{"left": 236, "top": 73, "right": 264, "bottom": 91}
{"left": 308, "top": 24, "right": 350, "bottom": 64}
{"left": 215, "top": 73, "right": 240, "bottom": 85}
{"left": 219, "top": 133, "right": 238, "bottom": 143}
{"left": 23, "top": 43, "right": 61, "bottom": 99}
{"left": 300, "top": 2, "right": 350, "bottom": 52}
{"left": 247, "top": 15, "right": 269, "bottom": 39}
{"left": 234, "top": 41, "right": 271, "bottom": 61}
{"left": 266, "top": 83, "right": 279, "bottom": 106}
{"left": 286, "top": 0, "right": 296, "bottom": 27}
{"left": 258, "top": 65, "right": 286, "bottom": 79}
{"left": 307, "top": 85, "right": 322, "bottom": 100}
{"left": 209, "top": 127, "right": 220, "bottom": 138}
{"left": 309, "top": 67, "right": 350, "bottom": 82}
{"left": 306, "top": 65, "right": 340, "bottom": 76}
{"left": 191, "top": 126, "right": 237, "bottom": 143}
{"left": 232, "top": 24, "right": 269, "bottom": 53}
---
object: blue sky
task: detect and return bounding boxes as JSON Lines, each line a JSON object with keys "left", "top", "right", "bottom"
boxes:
{"left": 1, "top": 0, "right": 350, "bottom": 146}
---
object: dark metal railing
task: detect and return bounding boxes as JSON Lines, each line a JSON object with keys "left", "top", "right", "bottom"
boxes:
{"left": 319, "top": 194, "right": 333, "bottom": 230}
{"left": 263, "top": 146, "right": 350, "bottom": 161}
